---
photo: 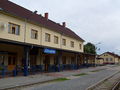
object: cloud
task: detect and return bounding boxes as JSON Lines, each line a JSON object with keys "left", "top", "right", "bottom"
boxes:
{"left": 10, "top": 0, "right": 120, "bottom": 54}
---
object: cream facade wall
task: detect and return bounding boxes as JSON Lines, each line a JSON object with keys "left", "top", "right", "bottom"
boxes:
{"left": 25, "top": 23, "right": 42, "bottom": 45}
{"left": 114, "top": 58, "right": 119, "bottom": 64}
{"left": 99, "top": 53, "right": 115, "bottom": 63}
{"left": 61, "top": 35, "right": 83, "bottom": 52}
{"left": 95, "top": 59, "right": 104, "bottom": 65}
{"left": 41, "top": 27, "right": 61, "bottom": 48}
{"left": 0, "top": 13, "right": 25, "bottom": 42}
{"left": 0, "top": 13, "right": 84, "bottom": 53}
{"left": 99, "top": 60, "right": 104, "bottom": 65}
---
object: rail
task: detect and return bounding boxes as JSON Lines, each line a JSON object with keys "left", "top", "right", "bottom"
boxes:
{"left": 112, "top": 80, "right": 120, "bottom": 90}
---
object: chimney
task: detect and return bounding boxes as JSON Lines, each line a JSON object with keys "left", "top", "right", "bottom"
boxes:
{"left": 62, "top": 22, "right": 66, "bottom": 27}
{"left": 44, "top": 13, "right": 48, "bottom": 20}
{"left": 34, "top": 10, "right": 37, "bottom": 14}
{"left": 39, "top": 14, "right": 42, "bottom": 17}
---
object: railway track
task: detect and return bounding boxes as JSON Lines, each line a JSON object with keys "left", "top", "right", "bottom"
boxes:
{"left": 112, "top": 80, "right": 120, "bottom": 90}
{"left": 87, "top": 71, "right": 120, "bottom": 90}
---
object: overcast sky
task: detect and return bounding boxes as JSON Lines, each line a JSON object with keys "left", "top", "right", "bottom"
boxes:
{"left": 9, "top": 0, "right": 120, "bottom": 55}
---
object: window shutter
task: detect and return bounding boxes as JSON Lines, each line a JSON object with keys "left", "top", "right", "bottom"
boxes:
{"left": 16, "top": 26, "right": 19, "bottom": 35}
{"left": 8, "top": 23, "right": 10, "bottom": 33}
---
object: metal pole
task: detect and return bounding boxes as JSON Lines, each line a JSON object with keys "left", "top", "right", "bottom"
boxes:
{"left": 23, "top": 46, "right": 29, "bottom": 76}
{"left": 57, "top": 51, "right": 62, "bottom": 72}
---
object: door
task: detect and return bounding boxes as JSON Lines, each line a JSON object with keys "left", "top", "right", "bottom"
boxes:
{"left": 8, "top": 55, "right": 17, "bottom": 71}
{"left": 44, "top": 55, "right": 50, "bottom": 71}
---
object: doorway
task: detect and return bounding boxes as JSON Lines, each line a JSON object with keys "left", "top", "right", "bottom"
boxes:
{"left": 44, "top": 55, "right": 50, "bottom": 71}
{"left": 8, "top": 54, "right": 17, "bottom": 71}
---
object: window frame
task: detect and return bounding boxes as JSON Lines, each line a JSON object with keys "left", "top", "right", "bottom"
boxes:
{"left": 62, "top": 38, "right": 66, "bottom": 46}
{"left": 54, "top": 35, "right": 59, "bottom": 44}
{"left": 45, "top": 33, "right": 51, "bottom": 42}
{"left": 71, "top": 41, "right": 74, "bottom": 48}
{"left": 31, "top": 29, "right": 38, "bottom": 39}
{"left": 8, "top": 22, "right": 20, "bottom": 35}
{"left": 106, "top": 58, "right": 108, "bottom": 61}
{"left": 79, "top": 44, "right": 82, "bottom": 49}
{"left": 110, "top": 58, "right": 113, "bottom": 61}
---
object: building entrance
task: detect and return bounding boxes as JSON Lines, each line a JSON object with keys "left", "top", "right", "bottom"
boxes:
{"left": 44, "top": 55, "right": 50, "bottom": 71}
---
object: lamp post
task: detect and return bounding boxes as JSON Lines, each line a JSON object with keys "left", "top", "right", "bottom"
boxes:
{"left": 94, "top": 42, "right": 101, "bottom": 67}
{"left": 95, "top": 42, "right": 101, "bottom": 53}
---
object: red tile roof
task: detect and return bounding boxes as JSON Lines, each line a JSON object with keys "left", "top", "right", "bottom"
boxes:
{"left": 0, "top": 0, "right": 84, "bottom": 41}
{"left": 102, "top": 52, "right": 120, "bottom": 58}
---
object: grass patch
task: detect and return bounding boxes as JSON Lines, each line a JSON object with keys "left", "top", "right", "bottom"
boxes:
{"left": 73, "top": 73, "right": 88, "bottom": 76}
{"left": 53, "top": 78, "right": 70, "bottom": 82}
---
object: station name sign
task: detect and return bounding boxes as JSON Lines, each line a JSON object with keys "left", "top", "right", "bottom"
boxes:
{"left": 44, "top": 48, "right": 56, "bottom": 54}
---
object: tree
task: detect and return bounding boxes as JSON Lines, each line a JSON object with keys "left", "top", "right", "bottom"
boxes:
{"left": 84, "top": 42, "right": 96, "bottom": 54}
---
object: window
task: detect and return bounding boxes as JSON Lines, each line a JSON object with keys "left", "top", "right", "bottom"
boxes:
{"left": 106, "top": 58, "right": 108, "bottom": 61}
{"left": 62, "top": 39, "right": 66, "bottom": 46}
{"left": 8, "top": 23, "right": 20, "bottom": 35}
{"left": 79, "top": 44, "right": 82, "bottom": 49}
{"left": 31, "top": 29, "right": 38, "bottom": 39}
{"left": 54, "top": 36, "right": 59, "bottom": 44}
{"left": 45, "top": 33, "right": 50, "bottom": 42}
{"left": 104, "top": 54, "right": 108, "bottom": 56}
{"left": 71, "top": 41, "right": 74, "bottom": 48}
{"left": 110, "top": 58, "right": 113, "bottom": 61}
